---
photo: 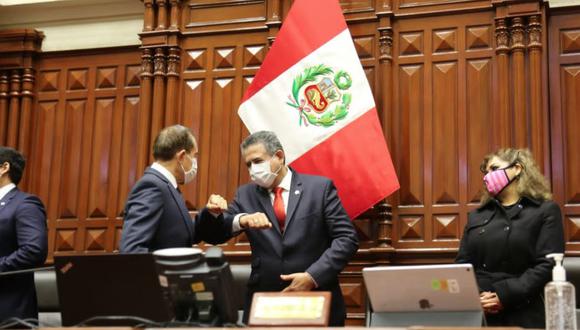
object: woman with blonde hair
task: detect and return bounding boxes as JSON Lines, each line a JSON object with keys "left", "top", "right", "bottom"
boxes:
{"left": 456, "top": 148, "right": 565, "bottom": 328}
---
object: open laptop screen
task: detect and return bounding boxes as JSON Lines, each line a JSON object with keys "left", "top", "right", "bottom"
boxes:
{"left": 362, "top": 263, "right": 482, "bottom": 313}
{"left": 54, "top": 253, "right": 173, "bottom": 326}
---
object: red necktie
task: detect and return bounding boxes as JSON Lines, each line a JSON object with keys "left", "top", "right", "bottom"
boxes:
{"left": 273, "top": 187, "right": 286, "bottom": 232}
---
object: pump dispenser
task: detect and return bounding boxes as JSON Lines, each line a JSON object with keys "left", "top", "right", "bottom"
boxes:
{"left": 545, "top": 253, "right": 577, "bottom": 330}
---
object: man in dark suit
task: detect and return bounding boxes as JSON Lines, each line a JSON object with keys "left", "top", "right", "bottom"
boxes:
{"left": 0, "top": 147, "right": 48, "bottom": 322}
{"left": 225, "top": 131, "right": 359, "bottom": 326}
{"left": 120, "top": 125, "right": 229, "bottom": 253}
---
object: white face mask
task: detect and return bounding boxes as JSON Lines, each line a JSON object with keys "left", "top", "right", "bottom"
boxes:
{"left": 249, "top": 157, "right": 282, "bottom": 188}
{"left": 180, "top": 155, "right": 197, "bottom": 184}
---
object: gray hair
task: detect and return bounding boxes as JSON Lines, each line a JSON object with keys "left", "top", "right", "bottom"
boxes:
{"left": 241, "top": 131, "right": 284, "bottom": 156}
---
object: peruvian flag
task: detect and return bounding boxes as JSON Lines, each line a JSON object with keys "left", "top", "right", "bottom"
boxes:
{"left": 238, "top": 0, "right": 399, "bottom": 218}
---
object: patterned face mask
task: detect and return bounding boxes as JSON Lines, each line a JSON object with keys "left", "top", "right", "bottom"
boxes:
{"left": 483, "top": 164, "right": 516, "bottom": 196}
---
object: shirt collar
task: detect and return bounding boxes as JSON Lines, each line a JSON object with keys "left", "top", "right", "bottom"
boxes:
{"left": 0, "top": 183, "right": 16, "bottom": 201}
{"left": 273, "top": 167, "right": 292, "bottom": 192}
{"left": 151, "top": 162, "right": 178, "bottom": 188}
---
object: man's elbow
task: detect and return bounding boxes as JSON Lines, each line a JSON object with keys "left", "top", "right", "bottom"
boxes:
{"left": 21, "top": 244, "right": 48, "bottom": 267}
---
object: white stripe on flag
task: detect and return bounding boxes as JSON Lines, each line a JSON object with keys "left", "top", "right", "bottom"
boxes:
{"left": 238, "top": 29, "right": 376, "bottom": 163}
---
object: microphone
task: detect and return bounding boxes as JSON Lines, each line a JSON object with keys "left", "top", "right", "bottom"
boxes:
{"left": 0, "top": 266, "right": 54, "bottom": 277}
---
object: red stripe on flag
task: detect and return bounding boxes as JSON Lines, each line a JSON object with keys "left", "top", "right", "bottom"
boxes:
{"left": 241, "top": 0, "right": 347, "bottom": 103}
{"left": 290, "top": 110, "right": 400, "bottom": 219}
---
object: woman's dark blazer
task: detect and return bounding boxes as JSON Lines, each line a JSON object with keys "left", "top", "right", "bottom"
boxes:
{"left": 456, "top": 197, "right": 565, "bottom": 328}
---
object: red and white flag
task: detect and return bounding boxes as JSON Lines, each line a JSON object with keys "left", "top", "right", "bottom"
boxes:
{"left": 238, "top": 0, "right": 399, "bottom": 218}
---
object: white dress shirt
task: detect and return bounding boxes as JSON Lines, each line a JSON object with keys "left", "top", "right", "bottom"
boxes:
{"left": 232, "top": 168, "right": 293, "bottom": 232}
{"left": 151, "top": 162, "right": 178, "bottom": 188}
{"left": 0, "top": 183, "right": 16, "bottom": 202}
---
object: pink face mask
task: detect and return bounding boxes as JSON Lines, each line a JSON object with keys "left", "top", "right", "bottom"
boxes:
{"left": 483, "top": 166, "right": 514, "bottom": 196}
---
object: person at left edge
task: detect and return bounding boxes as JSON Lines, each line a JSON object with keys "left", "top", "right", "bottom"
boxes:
{"left": 0, "top": 147, "right": 48, "bottom": 322}
{"left": 120, "top": 125, "right": 229, "bottom": 253}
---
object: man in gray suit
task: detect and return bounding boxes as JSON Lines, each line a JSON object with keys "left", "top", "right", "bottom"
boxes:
{"left": 120, "top": 125, "right": 228, "bottom": 253}
{"left": 225, "top": 131, "right": 359, "bottom": 326}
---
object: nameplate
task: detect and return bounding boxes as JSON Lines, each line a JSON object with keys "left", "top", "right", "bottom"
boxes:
{"left": 249, "top": 291, "right": 331, "bottom": 327}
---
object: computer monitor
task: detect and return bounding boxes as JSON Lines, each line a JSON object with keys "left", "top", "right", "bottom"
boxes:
{"left": 152, "top": 246, "right": 239, "bottom": 326}
{"left": 54, "top": 253, "right": 173, "bottom": 326}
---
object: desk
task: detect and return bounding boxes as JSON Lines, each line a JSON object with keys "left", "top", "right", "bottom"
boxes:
{"left": 35, "top": 327, "right": 524, "bottom": 330}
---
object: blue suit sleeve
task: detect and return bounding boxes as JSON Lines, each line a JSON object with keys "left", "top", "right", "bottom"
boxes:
{"left": 119, "top": 182, "right": 164, "bottom": 253}
{"left": 0, "top": 195, "right": 48, "bottom": 272}
{"left": 193, "top": 208, "right": 233, "bottom": 245}
{"left": 306, "top": 180, "right": 359, "bottom": 287}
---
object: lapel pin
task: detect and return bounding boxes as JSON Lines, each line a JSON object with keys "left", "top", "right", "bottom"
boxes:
{"left": 0, "top": 202, "right": 4, "bottom": 206}
{"left": 294, "top": 190, "right": 300, "bottom": 195}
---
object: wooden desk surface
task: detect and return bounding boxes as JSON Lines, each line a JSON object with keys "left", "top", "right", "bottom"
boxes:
{"left": 36, "top": 327, "right": 524, "bottom": 330}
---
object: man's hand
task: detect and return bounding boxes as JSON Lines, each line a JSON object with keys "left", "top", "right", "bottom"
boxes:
{"left": 280, "top": 272, "right": 316, "bottom": 292}
{"left": 206, "top": 194, "right": 228, "bottom": 214}
{"left": 480, "top": 291, "right": 503, "bottom": 314}
{"left": 240, "top": 212, "right": 272, "bottom": 229}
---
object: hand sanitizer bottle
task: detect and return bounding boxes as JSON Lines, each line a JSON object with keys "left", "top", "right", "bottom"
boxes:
{"left": 545, "top": 253, "right": 577, "bottom": 330}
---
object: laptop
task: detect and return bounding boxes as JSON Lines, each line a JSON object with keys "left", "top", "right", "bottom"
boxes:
{"left": 362, "top": 263, "right": 483, "bottom": 327}
{"left": 54, "top": 253, "right": 173, "bottom": 326}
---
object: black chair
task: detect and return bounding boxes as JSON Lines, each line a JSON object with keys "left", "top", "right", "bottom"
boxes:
{"left": 34, "top": 269, "right": 61, "bottom": 327}
{"left": 229, "top": 263, "right": 251, "bottom": 323}
{"left": 564, "top": 257, "right": 580, "bottom": 321}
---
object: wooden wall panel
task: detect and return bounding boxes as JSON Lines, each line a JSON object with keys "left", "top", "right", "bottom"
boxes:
{"left": 466, "top": 59, "right": 492, "bottom": 204}
{"left": 392, "top": 11, "right": 496, "bottom": 250}
{"left": 178, "top": 31, "right": 264, "bottom": 251}
{"left": 1, "top": 0, "right": 578, "bottom": 326}
{"left": 549, "top": 9, "right": 580, "bottom": 252}
{"left": 432, "top": 61, "right": 459, "bottom": 205}
{"left": 397, "top": 64, "right": 424, "bottom": 206}
{"left": 30, "top": 49, "right": 141, "bottom": 259}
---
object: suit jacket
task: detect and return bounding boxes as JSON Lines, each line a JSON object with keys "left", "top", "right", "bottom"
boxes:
{"left": 120, "top": 167, "right": 230, "bottom": 253}
{"left": 456, "top": 197, "right": 565, "bottom": 328}
{"left": 0, "top": 188, "right": 48, "bottom": 321}
{"left": 225, "top": 170, "right": 359, "bottom": 326}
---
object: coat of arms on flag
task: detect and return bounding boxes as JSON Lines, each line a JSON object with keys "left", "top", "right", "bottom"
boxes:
{"left": 286, "top": 64, "right": 352, "bottom": 127}
{"left": 238, "top": 0, "right": 399, "bottom": 218}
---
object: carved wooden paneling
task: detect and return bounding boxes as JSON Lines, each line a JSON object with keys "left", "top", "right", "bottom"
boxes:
{"left": 182, "top": 0, "right": 267, "bottom": 34}
{"left": 567, "top": 216, "right": 580, "bottom": 242}
{"left": 432, "top": 61, "right": 459, "bottom": 205}
{"left": 466, "top": 25, "right": 492, "bottom": 50}
{"left": 561, "top": 29, "right": 580, "bottom": 54}
{"left": 117, "top": 97, "right": 140, "bottom": 216}
{"left": 466, "top": 59, "right": 493, "bottom": 203}
{"left": 4, "top": 1, "right": 577, "bottom": 325}
{"left": 400, "top": 215, "right": 424, "bottom": 241}
{"left": 397, "top": 64, "right": 424, "bottom": 206}
{"left": 560, "top": 66, "right": 580, "bottom": 205}
{"left": 243, "top": 45, "right": 266, "bottom": 68}
{"left": 67, "top": 69, "right": 87, "bottom": 90}
{"left": 179, "top": 33, "right": 265, "bottom": 221}
{"left": 433, "top": 214, "right": 460, "bottom": 241}
{"left": 32, "top": 49, "right": 141, "bottom": 257}
{"left": 96, "top": 67, "right": 117, "bottom": 89}
{"left": 58, "top": 99, "right": 86, "bottom": 219}
{"left": 394, "top": 0, "right": 491, "bottom": 18}
{"left": 549, "top": 11, "right": 580, "bottom": 252}
{"left": 432, "top": 29, "right": 456, "bottom": 53}
{"left": 88, "top": 98, "right": 116, "bottom": 218}
{"left": 392, "top": 11, "right": 496, "bottom": 249}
